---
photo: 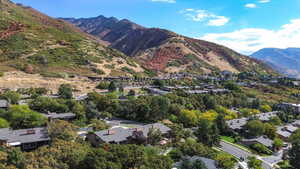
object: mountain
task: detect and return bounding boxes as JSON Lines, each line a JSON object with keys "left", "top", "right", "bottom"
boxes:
{"left": 251, "top": 48, "right": 300, "bottom": 78}
{"left": 0, "top": 0, "right": 145, "bottom": 77}
{"left": 62, "top": 16, "right": 274, "bottom": 75}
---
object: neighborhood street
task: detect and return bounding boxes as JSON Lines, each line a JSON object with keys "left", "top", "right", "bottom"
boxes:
{"left": 220, "top": 141, "right": 273, "bottom": 169}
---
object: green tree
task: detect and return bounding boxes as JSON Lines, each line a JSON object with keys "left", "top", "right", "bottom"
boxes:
{"left": 128, "top": 89, "right": 136, "bottom": 96}
{"left": 245, "top": 120, "right": 265, "bottom": 137}
{"left": 58, "top": 84, "right": 73, "bottom": 99}
{"left": 2, "top": 91, "right": 20, "bottom": 104}
{"left": 195, "top": 120, "right": 220, "bottom": 147}
{"left": 215, "top": 152, "right": 236, "bottom": 169}
{"left": 0, "top": 117, "right": 9, "bottom": 128}
{"left": 108, "top": 81, "right": 117, "bottom": 92}
{"left": 247, "top": 156, "right": 263, "bottom": 169}
{"left": 153, "top": 79, "right": 165, "bottom": 87}
{"left": 289, "top": 140, "right": 300, "bottom": 168}
{"left": 48, "top": 120, "right": 78, "bottom": 141}
{"left": 147, "top": 128, "right": 163, "bottom": 145}
{"left": 6, "top": 105, "right": 46, "bottom": 129}
{"left": 178, "top": 109, "right": 200, "bottom": 127}
{"left": 264, "top": 123, "right": 277, "bottom": 139}
{"left": 273, "top": 138, "right": 283, "bottom": 151}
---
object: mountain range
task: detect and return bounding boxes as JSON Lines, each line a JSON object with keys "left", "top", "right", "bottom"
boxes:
{"left": 62, "top": 16, "right": 274, "bottom": 75}
{"left": 0, "top": 0, "right": 274, "bottom": 77}
{"left": 251, "top": 48, "right": 300, "bottom": 78}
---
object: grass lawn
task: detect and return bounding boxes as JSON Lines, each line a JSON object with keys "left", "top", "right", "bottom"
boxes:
{"left": 221, "top": 136, "right": 235, "bottom": 143}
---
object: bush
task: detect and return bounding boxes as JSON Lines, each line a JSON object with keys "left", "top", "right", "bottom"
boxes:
{"left": 0, "top": 72, "right": 4, "bottom": 77}
{"left": 96, "top": 82, "right": 109, "bottom": 89}
{"left": 251, "top": 143, "right": 273, "bottom": 155}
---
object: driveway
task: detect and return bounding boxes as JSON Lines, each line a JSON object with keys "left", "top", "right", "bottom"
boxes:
{"left": 219, "top": 141, "right": 273, "bottom": 169}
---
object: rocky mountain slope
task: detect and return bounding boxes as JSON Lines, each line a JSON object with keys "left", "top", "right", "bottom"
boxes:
{"left": 63, "top": 16, "right": 274, "bottom": 75}
{"left": 251, "top": 48, "right": 300, "bottom": 78}
{"left": 0, "top": 0, "right": 144, "bottom": 77}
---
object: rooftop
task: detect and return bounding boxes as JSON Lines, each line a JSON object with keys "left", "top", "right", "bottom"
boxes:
{"left": 0, "top": 127, "right": 50, "bottom": 145}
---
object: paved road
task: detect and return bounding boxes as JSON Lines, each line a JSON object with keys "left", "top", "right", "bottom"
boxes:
{"left": 220, "top": 141, "right": 273, "bottom": 169}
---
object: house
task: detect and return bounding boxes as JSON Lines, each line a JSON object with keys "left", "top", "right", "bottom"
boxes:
{"left": 0, "top": 127, "right": 50, "bottom": 151}
{"left": 241, "top": 136, "right": 274, "bottom": 149}
{"left": 256, "top": 111, "right": 279, "bottom": 121}
{"left": 42, "top": 112, "right": 76, "bottom": 121}
{"left": 0, "top": 99, "right": 9, "bottom": 109}
{"left": 226, "top": 118, "right": 248, "bottom": 132}
{"left": 173, "top": 156, "right": 219, "bottom": 169}
{"left": 87, "top": 123, "right": 171, "bottom": 146}
{"left": 276, "top": 126, "right": 293, "bottom": 141}
{"left": 277, "top": 103, "right": 300, "bottom": 114}
{"left": 147, "top": 87, "right": 171, "bottom": 95}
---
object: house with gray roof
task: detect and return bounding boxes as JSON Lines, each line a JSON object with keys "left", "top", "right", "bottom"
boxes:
{"left": 256, "top": 111, "right": 279, "bottom": 121}
{"left": 277, "top": 126, "right": 294, "bottom": 140}
{"left": 0, "top": 99, "right": 9, "bottom": 109}
{"left": 42, "top": 112, "right": 76, "bottom": 121}
{"left": 241, "top": 136, "right": 274, "bottom": 149}
{"left": 277, "top": 102, "right": 300, "bottom": 114}
{"left": 0, "top": 127, "right": 50, "bottom": 151}
{"left": 226, "top": 118, "right": 248, "bottom": 131}
{"left": 87, "top": 123, "right": 171, "bottom": 146}
{"left": 173, "top": 156, "right": 219, "bottom": 169}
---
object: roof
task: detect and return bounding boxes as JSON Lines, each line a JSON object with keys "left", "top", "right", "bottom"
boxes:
{"left": 256, "top": 111, "right": 279, "bottom": 121}
{"left": 94, "top": 123, "right": 171, "bottom": 143}
{"left": 226, "top": 118, "right": 248, "bottom": 130}
{"left": 173, "top": 156, "right": 218, "bottom": 169}
{"left": 42, "top": 113, "right": 76, "bottom": 119}
{"left": 0, "top": 100, "right": 9, "bottom": 108}
{"left": 242, "top": 136, "right": 274, "bottom": 147}
{"left": 276, "top": 126, "right": 292, "bottom": 138}
{"left": 0, "top": 127, "right": 50, "bottom": 145}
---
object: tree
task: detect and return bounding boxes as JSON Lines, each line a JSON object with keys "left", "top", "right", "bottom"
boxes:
{"left": 90, "top": 119, "right": 109, "bottom": 131}
{"left": 215, "top": 152, "right": 236, "bottom": 169}
{"left": 195, "top": 120, "right": 220, "bottom": 147}
{"left": 289, "top": 140, "right": 300, "bottom": 168}
{"left": 58, "top": 84, "right": 73, "bottom": 99}
{"left": 180, "top": 158, "right": 208, "bottom": 169}
{"left": 147, "top": 128, "right": 163, "bottom": 145}
{"left": 245, "top": 120, "right": 265, "bottom": 137}
{"left": 0, "top": 117, "right": 9, "bottom": 128}
{"left": 2, "top": 91, "right": 20, "bottom": 104}
{"left": 247, "top": 156, "right": 263, "bottom": 169}
{"left": 264, "top": 123, "right": 277, "bottom": 139}
{"left": 153, "top": 79, "right": 165, "bottom": 87}
{"left": 259, "top": 104, "right": 272, "bottom": 113}
{"left": 128, "top": 89, "right": 136, "bottom": 96}
{"left": 178, "top": 109, "right": 200, "bottom": 127}
{"left": 48, "top": 120, "right": 78, "bottom": 141}
{"left": 273, "top": 138, "right": 283, "bottom": 151}
{"left": 203, "top": 95, "right": 216, "bottom": 110}
{"left": 5, "top": 105, "right": 46, "bottom": 129}
{"left": 108, "top": 81, "right": 117, "bottom": 92}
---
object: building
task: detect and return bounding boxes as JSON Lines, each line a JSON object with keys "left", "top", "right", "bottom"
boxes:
{"left": 277, "top": 103, "right": 300, "bottom": 114}
{"left": 0, "top": 99, "right": 9, "bottom": 109}
{"left": 42, "top": 112, "right": 76, "bottom": 121}
{"left": 0, "top": 127, "right": 50, "bottom": 151}
{"left": 173, "top": 156, "right": 219, "bottom": 169}
{"left": 87, "top": 123, "right": 171, "bottom": 146}
{"left": 226, "top": 118, "right": 248, "bottom": 132}
{"left": 256, "top": 111, "right": 279, "bottom": 121}
{"left": 241, "top": 136, "right": 274, "bottom": 149}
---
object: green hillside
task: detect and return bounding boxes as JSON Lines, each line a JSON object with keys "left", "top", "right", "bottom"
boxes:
{"left": 0, "top": 0, "right": 143, "bottom": 76}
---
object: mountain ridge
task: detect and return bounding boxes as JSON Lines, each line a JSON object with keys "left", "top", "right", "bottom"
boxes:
{"left": 251, "top": 48, "right": 300, "bottom": 78}
{"left": 62, "top": 16, "right": 275, "bottom": 75}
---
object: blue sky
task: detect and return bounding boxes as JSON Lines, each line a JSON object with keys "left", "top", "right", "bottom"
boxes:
{"left": 11, "top": 0, "right": 300, "bottom": 54}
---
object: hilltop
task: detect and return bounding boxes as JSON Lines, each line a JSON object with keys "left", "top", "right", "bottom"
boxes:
{"left": 63, "top": 16, "right": 274, "bottom": 75}
{"left": 0, "top": 0, "right": 145, "bottom": 77}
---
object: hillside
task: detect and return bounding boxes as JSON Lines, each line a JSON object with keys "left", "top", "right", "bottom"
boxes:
{"left": 63, "top": 16, "right": 274, "bottom": 75}
{"left": 0, "top": 0, "right": 145, "bottom": 77}
{"left": 251, "top": 48, "right": 300, "bottom": 78}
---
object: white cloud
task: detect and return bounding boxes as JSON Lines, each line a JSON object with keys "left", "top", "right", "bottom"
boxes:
{"left": 201, "top": 19, "right": 300, "bottom": 55}
{"left": 259, "top": 0, "right": 271, "bottom": 3}
{"left": 151, "top": 0, "right": 176, "bottom": 3}
{"left": 181, "top": 9, "right": 230, "bottom": 26}
{"left": 208, "top": 16, "right": 230, "bottom": 26}
{"left": 245, "top": 3, "right": 257, "bottom": 8}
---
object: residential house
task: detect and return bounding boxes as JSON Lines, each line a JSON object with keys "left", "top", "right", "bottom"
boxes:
{"left": 0, "top": 99, "right": 9, "bottom": 109}
{"left": 87, "top": 123, "right": 171, "bottom": 146}
{"left": 0, "top": 127, "right": 50, "bottom": 151}
{"left": 226, "top": 117, "right": 248, "bottom": 132}
{"left": 241, "top": 136, "right": 274, "bottom": 150}
{"left": 277, "top": 103, "right": 300, "bottom": 114}
{"left": 42, "top": 112, "right": 76, "bottom": 121}
{"left": 172, "top": 156, "right": 219, "bottom": 169}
